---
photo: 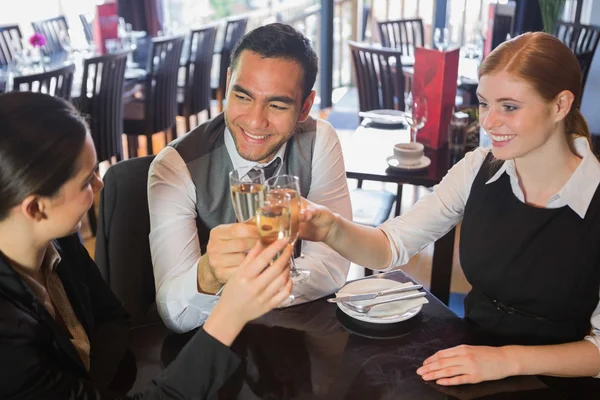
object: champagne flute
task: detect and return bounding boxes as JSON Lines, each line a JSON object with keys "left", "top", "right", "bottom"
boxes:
{"left": 256, "top": 193, "right": 295, "bottom": 306}
{"left": 229, "top": 166, "right": 265, "bottom": 224}
{"left": 404, "top": 92, "right": 428, "bottom": 143}
{"left": 265, "top": 174, "right": 310, "bottom": 284}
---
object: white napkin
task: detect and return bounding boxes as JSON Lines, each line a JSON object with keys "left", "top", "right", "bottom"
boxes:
{"left": 344, "top": 282, "right": 429, "bottom": 318}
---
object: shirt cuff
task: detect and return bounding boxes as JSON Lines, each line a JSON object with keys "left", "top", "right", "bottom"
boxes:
{"left": 182, "top": 264, "right": 220, "bottom": 312}
{"left": 377, "top": 226, "right": 400, "bottom": 270}
{"left": 584, "top": 335, "right": 600, "bottom": 378}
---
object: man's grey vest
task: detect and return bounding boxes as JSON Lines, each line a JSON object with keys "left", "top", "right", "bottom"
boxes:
{"left": 170, "top": 113, "right": 316, "bottom": 252}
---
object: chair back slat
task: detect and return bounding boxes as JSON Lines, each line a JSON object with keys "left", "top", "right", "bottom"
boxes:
{"left": 0, "top": 24, "right": 22, "bottom": 66}
{"left": 13, "top": 63, "right": 75, "bottom": 101}
{"left": 144, "top": 35, "right": 185, "bottom": 134}
{"left": 80, "top": 51, "right": 129, "bottom": 163}
{"left": 218, "top": 17, "right": 248, "bottom": 93}
{"left": 377, "top": 18, "right": 424, "bottom": 56}
{"left": 349, "top": 41, "right": 406, "bottom": 112}
{"left": 183, "top": 25, "right": 218, "bottom": 116}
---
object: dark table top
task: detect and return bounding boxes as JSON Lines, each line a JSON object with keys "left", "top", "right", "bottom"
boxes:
{"left": 128, "top": 270, "right": 600, "bottom": 399}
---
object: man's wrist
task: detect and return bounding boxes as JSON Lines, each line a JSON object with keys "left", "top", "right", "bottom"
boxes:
{"left": 197, "top": 255, "right": 222, "bottom": 294}
{"left": 325, "top": 212, "right": 342, "bottom": 247}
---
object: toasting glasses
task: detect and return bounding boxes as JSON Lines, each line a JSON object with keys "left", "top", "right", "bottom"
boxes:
{"left": 265, "top": 174, "right": 311, "bottom": 284}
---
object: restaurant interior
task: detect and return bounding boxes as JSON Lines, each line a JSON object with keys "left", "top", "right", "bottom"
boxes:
{"left": 1, "top": 0, "right": 600, "bottom": 398}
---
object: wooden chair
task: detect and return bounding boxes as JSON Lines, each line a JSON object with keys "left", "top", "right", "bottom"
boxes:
{"left": 377, "top": 18, "right": 424, "bottom": 57}
{"left": 213, "top": 17, "right": 247, "bottom": 112}
{"left": 348, "top": 41, "right": 409, "bottom": 227}
{"left": 79, "top": 51, "right": 129, "bottom": 237}
{"left": 0, "top": 24, "right": 22, "bottom": 66}
{"left": 32, "top": 16, "right": 70, "bottom": 56}
{"left": 124, "top": 35, "right": 184, "bottom": 157}
{"left": 178, "top": 25, "right": 218, "bottom": 132}
{"left": 12, "top": 63, "right": 75, "bottom": 101}
{"left": 348, "top": 40, "right": 406, "bottom": 112}
{"left": 554, "top": 21, "right": 600, "bottom": 93}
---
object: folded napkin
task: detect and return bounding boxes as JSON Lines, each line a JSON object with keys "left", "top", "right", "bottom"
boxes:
{"left": 342, "top": 282, "right": 429, "bottom": 318}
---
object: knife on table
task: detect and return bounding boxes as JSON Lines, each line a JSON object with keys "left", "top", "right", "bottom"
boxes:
{"left": 327, "top": 284, "right": 423, "bottom": 303}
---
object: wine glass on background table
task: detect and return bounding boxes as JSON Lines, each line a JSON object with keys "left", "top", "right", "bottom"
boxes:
{"left": 404, "top": 92, "right": 428, "bottom": 143}
{"left": 229, "top": 166, "right": 265, "bottom": 224}
{"left": 265, "top": 174, "right": 310, "bottom": 284}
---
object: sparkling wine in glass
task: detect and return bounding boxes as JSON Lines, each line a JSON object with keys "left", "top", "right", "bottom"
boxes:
{"left": 256, "top": 194, "right": 295, "bottom": 306}
{"left": 265, "top": 174, "right": 310, "bottom": 284}
{"left": 404, "top": 92, "right": 428, "bottom": 143}
{"left": 229, "top": 166, "right": 265, "bottom": 224}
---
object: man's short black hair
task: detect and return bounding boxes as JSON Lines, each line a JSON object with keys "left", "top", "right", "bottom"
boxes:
{"left": 230, "top": 23, "right": 318, "bottom": 101}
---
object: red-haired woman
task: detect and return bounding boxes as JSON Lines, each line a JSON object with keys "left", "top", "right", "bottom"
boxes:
{"left": 300, "top": 32, "right": 600, "bottom": 385}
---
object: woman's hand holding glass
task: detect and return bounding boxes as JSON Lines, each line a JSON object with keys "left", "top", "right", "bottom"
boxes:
{"left": 255, "top": 191, "right": 296, "bottom": 306}
{"left": 298, "top": 197, "right": 338, "bottom": 244}
{"left": 264, "top": 174, "right": 310, "bottom": 284}
{"left": 204, "top": 239, "right": 293, "bottom": 346}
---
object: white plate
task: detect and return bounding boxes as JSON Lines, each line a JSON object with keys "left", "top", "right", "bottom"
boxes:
{"left": 363, "top": 109, "right": 406, "bottom": 125}
{"left": 335, "top": 278, "right": 428, "bottom": 324}
{"left": 386, "top": 155, "right": 431, "bottom": 171}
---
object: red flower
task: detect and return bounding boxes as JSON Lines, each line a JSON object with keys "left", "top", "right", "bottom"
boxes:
{"left": 29, "top": 33, "right": 46, "bottom": 47}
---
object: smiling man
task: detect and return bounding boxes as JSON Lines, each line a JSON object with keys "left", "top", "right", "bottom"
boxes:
{"left": 148, "top": 23, "right": 351, "bottom": 333}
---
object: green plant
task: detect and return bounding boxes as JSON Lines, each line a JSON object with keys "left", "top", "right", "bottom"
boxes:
{"left": 209, "top": 0, "right": 233, "bottom": 18}
{"left": 538, "top": 0, "right": 566, "bottom": 34}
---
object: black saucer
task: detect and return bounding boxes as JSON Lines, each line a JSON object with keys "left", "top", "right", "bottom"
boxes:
{"left": 336, "top": 308, "right": 421, "bottom": 340}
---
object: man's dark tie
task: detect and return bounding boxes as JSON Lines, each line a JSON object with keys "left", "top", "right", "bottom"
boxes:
{"left": 250, "top": 157, "right": 281, "bottom": 180}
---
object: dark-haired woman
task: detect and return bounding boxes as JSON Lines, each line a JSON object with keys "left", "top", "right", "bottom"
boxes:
{"left": 0, "top": 91, "right": 292, "bottom": 399}
{"left": 300, "top": 32, "right": 600, "bottom": 385}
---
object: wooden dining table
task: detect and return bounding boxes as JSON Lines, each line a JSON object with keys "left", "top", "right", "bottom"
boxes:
{"left": 337, "top": 123, "right": 464, "bottom": 305}
{"left": 124, "top": 270, "right": 600, "bottom": 399}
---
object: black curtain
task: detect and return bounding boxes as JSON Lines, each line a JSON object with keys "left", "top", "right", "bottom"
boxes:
{"left": 117, "top": 0, "right": 164, "bottom": 37}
